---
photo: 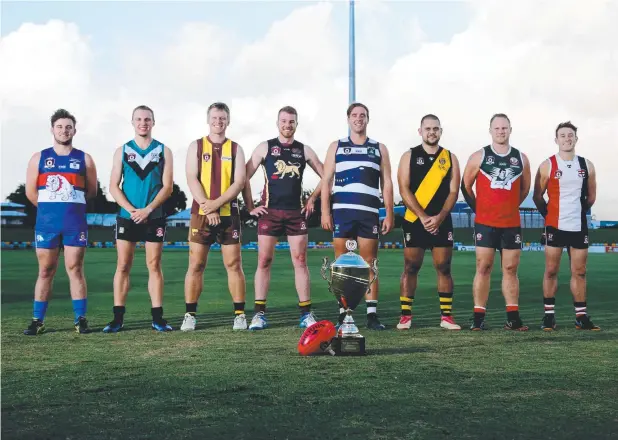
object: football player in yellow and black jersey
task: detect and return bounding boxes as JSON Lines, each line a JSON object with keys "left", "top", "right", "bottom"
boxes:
{"left": 396, "top": 114, "right": 462, "bottom": 330}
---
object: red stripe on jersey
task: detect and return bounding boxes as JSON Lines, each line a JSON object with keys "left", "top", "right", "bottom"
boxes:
{"left": 475, "top": 173, "right": 521, "bottom": 228}
{"left": 37, "top": 172, "right": 85, "bottom": 188}
{"left": 546, "top": 156, "right": 560, "bottom": 228}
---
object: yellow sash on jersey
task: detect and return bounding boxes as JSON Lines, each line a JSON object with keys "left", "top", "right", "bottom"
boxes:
{"left": 199, "top": 138, "right": 234, "bottom": 216}
{"left": 404, "top": 148, "right": 451, "bottom": 222}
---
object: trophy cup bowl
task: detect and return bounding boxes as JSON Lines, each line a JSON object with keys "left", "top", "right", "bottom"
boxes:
{"left": 321, "top": 240, "right": 378, "bottom": 356}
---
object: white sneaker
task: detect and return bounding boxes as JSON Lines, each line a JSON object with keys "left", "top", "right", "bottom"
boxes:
{"left": 299, "top": 312, "right": 317, "bottom": 329}
{"left": 440, "top": 316, "right": 461, "bottom": 330}
{"left": 249, "top": 312, "right": 268, "bottom": 330}
{"left": 233, "top": 313, "right": 248, "bottom": 330}
{"left": 180, "top": 313, "right": 196, "bottom": 331}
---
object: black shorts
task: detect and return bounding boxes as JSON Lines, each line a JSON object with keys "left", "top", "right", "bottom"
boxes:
{"left": 115, "top": 216, "right": 167, "bottom": 243}
{"left": 543, "top": 226, "right": 589, "bottom": 249}
{"left": 402, "top": 217, "right": 453, "bottom": 249}
{"left": 474, "top": 223, "right": 522, "bottom": 250}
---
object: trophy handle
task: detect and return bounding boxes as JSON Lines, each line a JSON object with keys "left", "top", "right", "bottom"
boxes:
{"left": 366, "top": 258, "right": 379, "bottom": 295}
{"left": 321, "top": 257, "right": 332, "bottom": 290}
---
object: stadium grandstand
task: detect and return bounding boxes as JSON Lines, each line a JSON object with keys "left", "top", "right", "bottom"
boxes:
{"left": 1, "top": 202, "right": 27, "bottom": 225}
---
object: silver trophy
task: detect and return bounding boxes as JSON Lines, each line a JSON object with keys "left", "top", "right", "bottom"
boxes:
{"left": 321, "top": 240, "right": 378, "bottom": 356}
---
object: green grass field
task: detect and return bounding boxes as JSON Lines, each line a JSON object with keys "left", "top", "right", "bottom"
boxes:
{"left": 2, "top": 249, "right": 618, "bottom": 440}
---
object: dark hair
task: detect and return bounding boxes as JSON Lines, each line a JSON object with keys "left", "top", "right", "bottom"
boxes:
{"left": 50, "top": 109, "right": 76, "bottom": 127}
{"left": 132, "top": 105, "right": 155, "bottom": 121}
{"left": 490, "top": 113, "right": 510, "bottom": 126}
{"left": 278, "top": 106, "right": 298, "bottom": 119}
{"left": 420, "top": 114, "right": 440, "bottom": 126}
{"left": 555, "top": 121, "right": 578, "bottom": 137}
{"left": 208, "top": 102, "right": 230, "bottom": 117}
{"left": 346, "top": 102, "right": 369, "bottom": 119}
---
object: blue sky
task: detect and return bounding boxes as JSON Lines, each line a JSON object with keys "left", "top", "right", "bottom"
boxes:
{"left": 2, "top": 1, "right": 617, "bottom": 218}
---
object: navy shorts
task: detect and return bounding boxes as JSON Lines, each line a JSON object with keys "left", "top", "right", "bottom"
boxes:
{"left": 35, "top": 229, "right": 88, "bottom": 249}
{"left": 333, "top": 209, "right": 379, "bottom": 240}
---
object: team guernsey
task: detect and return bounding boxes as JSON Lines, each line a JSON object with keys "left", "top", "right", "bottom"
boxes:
{"left": 116, "top": 139, "right": 167, "bottom": 243}
{"left": 332, "top": 137, "right": 381, "bottom": 239}
{"left": 258, "top": 138, "right": 308, "bottom": 237}
{"left": 403, "top": 145, "right": 454, "bottom": 248}
{"left": 35, "top": 147, "right": 88, "bottom": 248}
{"left": 544, "top": 154, "right": 589, "bottom": 249}
{"left": 474, "top": 145, "right": 524, "bottom": 249}
{"left": 189, "top": 136, "right": 241, "bottom": 245}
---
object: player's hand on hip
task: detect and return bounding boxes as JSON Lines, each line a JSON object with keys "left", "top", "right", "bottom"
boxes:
{"left": 250, "top": 206, "right": 268, "bottom": 218}
{"left": 381, "top": 215, "right": 394, "bottom": 235}
{"left": 131, "top": 207, "right": 152, "bottom": 224}
{"left": 206, "top": 213, "right": 221, "bottom": 226}
{"left": 321, "top": 213, "right": 333, "bottom": 231}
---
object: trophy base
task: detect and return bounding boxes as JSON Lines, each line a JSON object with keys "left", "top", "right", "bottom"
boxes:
{"left": 332, "top": 334, "right": 366, "bottom": 356}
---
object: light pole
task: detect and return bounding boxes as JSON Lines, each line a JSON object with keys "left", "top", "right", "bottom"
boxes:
{"left": 349, "top": 0, "right": 356, "bottom": 105}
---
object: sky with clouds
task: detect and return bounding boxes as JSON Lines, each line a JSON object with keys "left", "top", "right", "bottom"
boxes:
{"left": 1, "top": 0, "right": 617, "bottom": 219}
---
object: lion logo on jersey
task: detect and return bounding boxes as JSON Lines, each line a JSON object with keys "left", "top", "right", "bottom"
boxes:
{"left": 46, "top": 175, "right": 77, "bottom": 201}
{"left": 489, "top": 167, "right": 517, "bottom": 190}
{"left": 273, "top": 160, "right": 301, "bottom": 178}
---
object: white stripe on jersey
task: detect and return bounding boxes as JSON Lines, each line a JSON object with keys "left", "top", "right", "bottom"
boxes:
{"left": 332, "top": 203, "right": 379, "bottom": 213}
{"left": 38, "top": 188, "right": 86, "bottom": 204}
{"left": 333, "top": 183, "right": 381, "bottom": 197}
{"left": 125, "top": 145, "right": 164, "bottom": 170}
{"left": 335, "top": 161, "right": 381, "bottom": 172}
{"left": 554, "top": 155, "right": 585, "bottom": 232}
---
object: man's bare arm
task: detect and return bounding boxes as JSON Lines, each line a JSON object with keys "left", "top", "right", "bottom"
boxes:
{"left": 186, "top": 140, "right": 208, "bottom": 205}
{"left": 461, "top": 149, "right": 483, "bottom": 213}
{"left": 25, "top": 152, "right": 41, "bottom": 207}
{"left": 532, "top": 159, "right": 550, "bottom": 217}
{"left": 109, "top": 146, "right": 136, "bottom": 213}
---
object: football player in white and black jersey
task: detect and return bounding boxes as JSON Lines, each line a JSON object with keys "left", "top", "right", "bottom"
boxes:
{"left": 533, "top": 121, "right": 600, "bottom": 331}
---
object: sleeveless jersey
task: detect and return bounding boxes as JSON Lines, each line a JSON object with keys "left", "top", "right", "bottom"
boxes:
{"left": 36, "top": 147, "right": 87, "bottom": 232}
{"left": 404, "top": 145, "right": 452, "bottom": 223}
{"left": 260, "top": 138, "right": 306, "bottom": 209}
{"left": 190, "top": 136, "right": 239, "bottom": 217}
{"left": 475, "top": 145, "right": 523, "bottom": 228}
{"left": 546, "top": 154, "right": 589, "bottom": 232}
{"left": 333, "top": 137, "right": 382, "bottom": 214}
{"left": 119, "top": 139, "right": 165, "bottom": 219}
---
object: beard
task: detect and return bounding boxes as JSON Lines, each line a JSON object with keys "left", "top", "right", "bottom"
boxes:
{"left": 424, "top": 138, "right": 440, "bottom": 146}
{"left": 54, "top": 136, "right": 72, "bottom": 146}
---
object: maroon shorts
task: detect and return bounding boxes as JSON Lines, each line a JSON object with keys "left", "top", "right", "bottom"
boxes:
{"left": 258, "top": 209, "right": 307, "bottom": 236}
{"left": 189, "top": 214, "right": 241, "bottom": 246}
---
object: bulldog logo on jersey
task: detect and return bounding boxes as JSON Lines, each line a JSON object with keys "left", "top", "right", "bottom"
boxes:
{"left": 272, "top": 160, "right": 301, "bottom": 179}
{"left": 46, "top": 175, "right": 77, "bottom": 201}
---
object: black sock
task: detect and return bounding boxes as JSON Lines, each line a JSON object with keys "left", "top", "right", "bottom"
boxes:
{"left": 254, "top": 300, "right": 266, "bottom": 313}
{"left": 439, "top": 292, "right": 453, "bottom": 316}
{"left": 113, "top": 306, "right": 125, "bottom": 323}
{"left": 507, "top": 310, "right": 521, "bottom": 322}
{"left": 151, "top": 307, "right": 163, "bottom": 322}
{"left": 186, "top": 302, "right": 197, "bottom": 316}
{"left": 298, "top": 300, "right": 311, "bottom": 314}
{"left": 234, "top": 302, "right": 245, "bottom": 315}
{"left": 400, "top": 296, "right": 413, "bottom": 316}
{"left": 366, "top": 300, "right": 378, "bottom": 316}
{"left": 473, "top": 306, "right": 486, "bottom": 324}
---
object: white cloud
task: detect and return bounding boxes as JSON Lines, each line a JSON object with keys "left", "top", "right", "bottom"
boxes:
{"left": 1, "top": 0, "right": 617, "bottom": 220}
